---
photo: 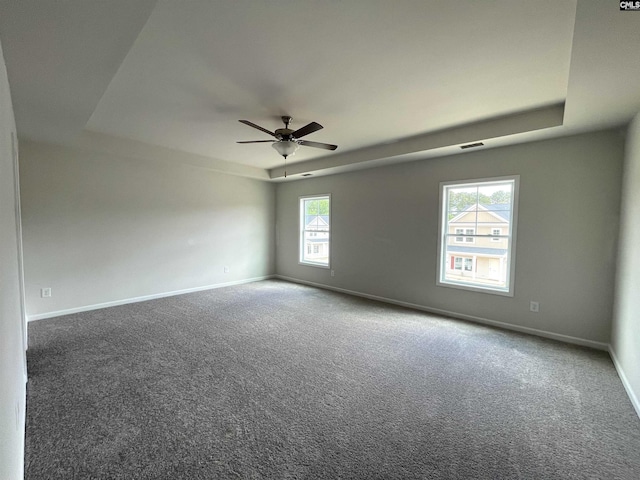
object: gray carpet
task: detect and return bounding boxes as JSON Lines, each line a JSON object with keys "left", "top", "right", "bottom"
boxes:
{"left": 26, "top": 279, "right": 640, "bottom": 479}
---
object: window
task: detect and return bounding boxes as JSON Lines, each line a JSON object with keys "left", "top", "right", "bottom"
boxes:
{"left": 300, "top": 195, "right": 331, "bottom": 267}
{"left": 454, "top": 228, "right": 475, "bottom": 243}
{"left": 452, "top": 256, "right": 475, "bottom": 271}
{"left": 438, "top": 176, "right": 519, "bottom": 295}
{"left": 465, "top": 228, "right": 475, "bottom": 243}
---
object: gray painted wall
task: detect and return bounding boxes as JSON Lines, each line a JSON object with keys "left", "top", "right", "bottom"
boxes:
{"left": 612, "top": 113, "right": 640, "bottom": 414}
{"left": 20, "top": 141, "right": 276, "bottom": 317}
{"left": 276, "top": 130, "right": 624, "bottom": 345}
{"left": 0, "top": 40, "right": 26, "bottom": 480}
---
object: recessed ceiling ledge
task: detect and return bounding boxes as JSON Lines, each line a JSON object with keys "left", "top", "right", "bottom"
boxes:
{"left": 270, "top": 103, "right": 565, "bottom": 179}
{"left": 74, "top": 131, "right": 270, "bottom": 181}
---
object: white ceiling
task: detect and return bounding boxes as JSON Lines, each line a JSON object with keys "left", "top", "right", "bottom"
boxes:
{"left": 1, "top": 1, "right": 639, "bottom": 181}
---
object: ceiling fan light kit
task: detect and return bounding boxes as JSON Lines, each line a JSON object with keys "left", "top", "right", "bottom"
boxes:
{"left": 271, "top": 139, "right": 299, "bottom": 158}
{"left": 238, "top": 115, "right": 338, "bottom": 178}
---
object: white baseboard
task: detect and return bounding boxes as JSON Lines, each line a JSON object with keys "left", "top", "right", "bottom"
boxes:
{"left": 27, "top": 275, "right": 275, "bottom": 322}
{"left": 275, "top": 275, "right": 609, "bottom": 351}
{"left": 608, "top": 346, "right": 640, "bottom": 419}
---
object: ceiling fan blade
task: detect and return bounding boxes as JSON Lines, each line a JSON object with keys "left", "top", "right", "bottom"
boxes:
{"left": 237, "top": 140, "right": 275, "bottom": 144}
{"left": 298, "top": 140, "right": 338, "bottom": 151}
{"left": 239, "top": 120, "right": 277, "bottom": 138}
{"left": 292, "top": 122, "right": 323, "bottom": 138}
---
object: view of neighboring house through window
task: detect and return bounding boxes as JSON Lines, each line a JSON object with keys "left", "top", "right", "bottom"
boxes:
{"left": 300, "top": 195, "right": 330, "bottom": 267}
{"left": 438, "top": 176, "right": 519, "bottom": 295}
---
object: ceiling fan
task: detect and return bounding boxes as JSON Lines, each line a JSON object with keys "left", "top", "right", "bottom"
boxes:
{"left": 237, "top": 116, "right": 338, "bottom": 162}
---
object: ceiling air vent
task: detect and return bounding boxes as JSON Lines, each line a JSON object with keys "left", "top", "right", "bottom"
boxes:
{"left": 460, "top": 142, "right": 484, "bottom": 150}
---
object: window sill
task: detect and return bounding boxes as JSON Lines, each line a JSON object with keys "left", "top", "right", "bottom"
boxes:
{"left": 436, "top": 279, "right": 513, "bottom": 297}
{"left": 299, "top": 261, "right": 330, "bottom": 269}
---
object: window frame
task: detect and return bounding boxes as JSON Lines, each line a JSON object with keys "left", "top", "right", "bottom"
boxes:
{"left": 436, "top": 175, "right": 519, "bottom": 296}
{"left": 299, "top": 194, "right": 331, "bottom": 269}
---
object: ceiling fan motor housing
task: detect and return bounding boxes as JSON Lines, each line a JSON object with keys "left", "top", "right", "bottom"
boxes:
{"left": 274, "top": 128, "right": 295, "bottom": 141}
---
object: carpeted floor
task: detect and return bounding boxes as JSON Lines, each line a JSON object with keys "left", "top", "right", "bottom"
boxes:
{"left": 25, "top": 280, "right": 640, "bottom": 479}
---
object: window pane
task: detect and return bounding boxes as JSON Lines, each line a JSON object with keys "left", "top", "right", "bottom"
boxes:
{"left": 302, "top": 231, "right": 329, "bottom": 264}
{"left": 447, "top": 186, "right": 478, "bottom": 218}
{"left": 443, "top": 238, "right": 511, "bottom": 289}
{"left": 305, "top": 199, "right": 319, "bottom": 215}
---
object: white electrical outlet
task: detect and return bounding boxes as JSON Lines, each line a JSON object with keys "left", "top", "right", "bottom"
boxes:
{"left": 530, "top": 301, "right": 539, "bottom": 313}
{"left": 331, "top": 270, "right": 335, "bottom": 277}
{"left": 224, "top": 266, "right": 229, "bottom": 273}
{"left": 41, "top": 288, "right": 52, "bottom": 298}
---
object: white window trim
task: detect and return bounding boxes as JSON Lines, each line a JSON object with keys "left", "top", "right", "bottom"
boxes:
{"left": 299, "top": 194, "right": 331, "bottom": 269}
{"left": 436, "top": 175, "right": 519, "bottom": 297}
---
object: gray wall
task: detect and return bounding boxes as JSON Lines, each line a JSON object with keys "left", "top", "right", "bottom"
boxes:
{"left": 0, "top": 40, "right": 26, "bottom": 480}
{"left": 276, "top": 130, "right": 624, "bottom": 345}
{"left": 20, "top": 141, "right": 275, "bottom": 317}
{"left": 612, "top": 113, "right": 640, "bottom": 414}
